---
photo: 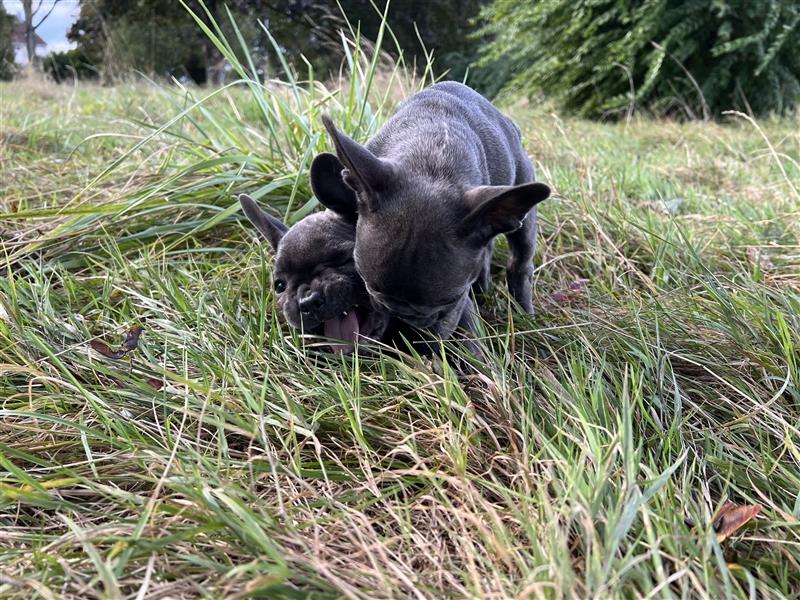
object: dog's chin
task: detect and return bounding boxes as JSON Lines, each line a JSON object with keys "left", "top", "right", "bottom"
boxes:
{"left": 397, "top": 313, "right": 441, "bottom": 329}
{"left": 375, "top": 299, "right": 460, "bottom": 330}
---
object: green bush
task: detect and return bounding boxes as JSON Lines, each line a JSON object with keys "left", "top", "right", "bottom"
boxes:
{"left": 42, "top": 49, "right": 98, "bottom": 82}
{"left": 477, "top": 0, "right": 800, "bottom": 119}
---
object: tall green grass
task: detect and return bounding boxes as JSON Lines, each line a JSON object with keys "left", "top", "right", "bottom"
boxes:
{"left": 1, "top": 5, "right": 799, "bottom": 599}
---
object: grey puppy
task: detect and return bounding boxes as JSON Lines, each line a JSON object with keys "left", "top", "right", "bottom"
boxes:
{"left": 310, "top": 82, "right": 551, "bottom": 340}
{"left": 239, "top": 192, "right": 390, "bottom": 352}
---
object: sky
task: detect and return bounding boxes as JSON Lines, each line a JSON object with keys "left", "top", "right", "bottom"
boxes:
{"left": 4, "top": 0, "right": 81, "bottom": 54}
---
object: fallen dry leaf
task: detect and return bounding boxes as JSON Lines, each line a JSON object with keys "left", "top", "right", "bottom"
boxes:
{"left": 145, "top": 377, "right": 164, "bottom": 390}
{"left": 550, "top": 279, "right": 589, "bottom": 304}
{"left": 714, "top": 501, "right": 762, "bottom": 542}
{"left": 90, "top": 325, "right": 143, "bottom": 360}
{"left": 746, "top": 247, "right": 775, "bottom": 272}
{"left": 105, "top": 374, "right": 163, "bottom": 391}
{"left": 637, "top": 198, "right": 684, "bottom": 215}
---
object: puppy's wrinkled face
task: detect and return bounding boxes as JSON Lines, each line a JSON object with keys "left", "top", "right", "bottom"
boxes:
{"left": 240, "top": 194, "right": 388, "bottom": 352}
{"left": 353, "top": 185, "right": 484, "bottom": 332}
{"left": 273, "top": 214, "right": 360, "bottom": 330}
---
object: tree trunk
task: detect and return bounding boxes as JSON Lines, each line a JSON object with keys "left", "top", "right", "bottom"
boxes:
{"left": 205, "top": 42, "right": 225, "bottom": 86}
{"left": 21, "top": 0, "right": 61, "bottom": 66}
{"left": 194, "top": 0, "right": 224, "bottom": 86}
{"left": 22, "top": 0, "right": 34, "bottom": 63}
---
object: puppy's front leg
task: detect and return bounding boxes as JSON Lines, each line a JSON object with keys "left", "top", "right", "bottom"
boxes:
{"left": 505, "top": 210, "right": 537, "bottom": 314}
{"left": 455, "top": 297, "right": 485, "bottom": 357}
{"left": 456, "top": 296, "right": 477, "bottom": 333}
{"left": 430, "top": 297, "right": 480, "bottom": 354}
{"left": 471, "top": 244, "right": 493, "bottom": 300}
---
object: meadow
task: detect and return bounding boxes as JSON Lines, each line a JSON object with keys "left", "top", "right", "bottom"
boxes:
{"left": 1, "top": 52, "right": 799, "bottom": 598}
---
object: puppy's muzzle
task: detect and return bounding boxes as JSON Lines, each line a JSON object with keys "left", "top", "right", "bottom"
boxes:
{"left": 367, "top": 288, "right": 458, "bottom": 329}
{"left": 298, "top": 289, "right": 324, "bottom": 317}
{"left": 397, "top": 311, "right": 442, "bottom": 329}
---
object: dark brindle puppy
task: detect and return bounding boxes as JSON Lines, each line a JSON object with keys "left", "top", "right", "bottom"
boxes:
{"left": 239, "top": 193, "right": 390, "bottom": 352}
{"left": 310, "top": 82, "right": 551, "bottom": 342}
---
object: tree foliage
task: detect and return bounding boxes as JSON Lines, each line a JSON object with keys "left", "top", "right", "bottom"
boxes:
{"left": 65, "top": 0, "right": 485, "bottom": 85}
{"left": 336, "top": 0, "right": 484, "bottom": 82}
{"left": 67, "top": 0, "right": 269, "bottom": 83}
{"left": 0, "top": 3, "right": 15, "bottom": 80}
{"left": 477, "top": 0, "right": 800, "bottom": 119}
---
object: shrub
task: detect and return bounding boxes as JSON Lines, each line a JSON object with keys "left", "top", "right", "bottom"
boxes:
{"left": 42, "top": 49, "right": 98, "bottom": 82}
{"left": 477, "top": 0, "right": 800, "bottom": 119}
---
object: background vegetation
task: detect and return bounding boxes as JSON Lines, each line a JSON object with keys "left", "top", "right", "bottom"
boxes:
{"left": 478, "top": 0, "right": 800, "bottom": 118}
{"left": 5, "top": 1, "right": 800, "bottom": 118}
{"left": 61, "top": 0, "right": 483, "bottom": 86}
{"left": 0, "top": 2, "right": 15, "bottom": 80}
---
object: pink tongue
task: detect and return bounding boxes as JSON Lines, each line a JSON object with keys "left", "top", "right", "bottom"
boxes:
{"left": 323, "top": 310, "right": 360, "bottom": 353}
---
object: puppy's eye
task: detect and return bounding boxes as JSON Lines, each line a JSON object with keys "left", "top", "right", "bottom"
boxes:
{"left": 274, "top": 279, "right": 286, "bottom": 293}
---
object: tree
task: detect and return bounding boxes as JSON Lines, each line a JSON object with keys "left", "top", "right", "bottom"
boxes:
{"left": 0, "top": 3, "right": 15, "bottom": 79}
{"left": 477, "top": 0, "right": 800, "bottom": 119}
{"left": 66, "top": 1, "right": 487, "bottom": 85}
{"left": 338, "top": 0, "right": 485, "bottom": 83}
{"left": 21, "top": 0, "right": 63, "bottom": 64}
{"left": 68, "top": 0, "right": 269, "bottom": 83}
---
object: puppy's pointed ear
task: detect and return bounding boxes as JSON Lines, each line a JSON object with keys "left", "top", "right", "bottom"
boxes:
{"left": 309, "top": 153, "right": 358, "bottom": 221}
{"left": 321, "top": 114, "right": 393, "bottom": 207}
{"left": 458, "top": 182, "right": 551, "bottom": 242}
{"left": 239, "top": 194, "right": 288, "bottom": 252}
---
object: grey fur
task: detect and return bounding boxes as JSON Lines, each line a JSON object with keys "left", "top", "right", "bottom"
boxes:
{"left": 312, "top": 82, "right": 551, "bottom": 340}
{"left": 239, "top": 193, "right": 390, "bottom": 344}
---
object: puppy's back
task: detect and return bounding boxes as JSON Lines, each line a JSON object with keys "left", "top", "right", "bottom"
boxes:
{"left": 369, "top": 82, "right": 529, "bottom": 186}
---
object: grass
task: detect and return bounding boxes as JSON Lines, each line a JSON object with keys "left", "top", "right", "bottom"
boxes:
{"left": 1, "top": 30, "right": 800, "bottom": 599}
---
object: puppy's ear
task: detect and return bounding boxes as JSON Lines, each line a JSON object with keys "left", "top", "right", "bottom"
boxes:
{"left": 309, "top": 153, "right": 358, "bottom": 221}
{"left": 239, "top": 194, "right": 288, "bottom": 252}
{"left": 458, "top": 182, "right": 550, "bottom": 242}
{"left": 321, "top": 114, "right": 393, "bottom": 207}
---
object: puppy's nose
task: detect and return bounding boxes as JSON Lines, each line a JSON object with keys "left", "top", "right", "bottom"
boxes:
{"left": 298, "top": 290, "right": 323, "bottom": 315}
